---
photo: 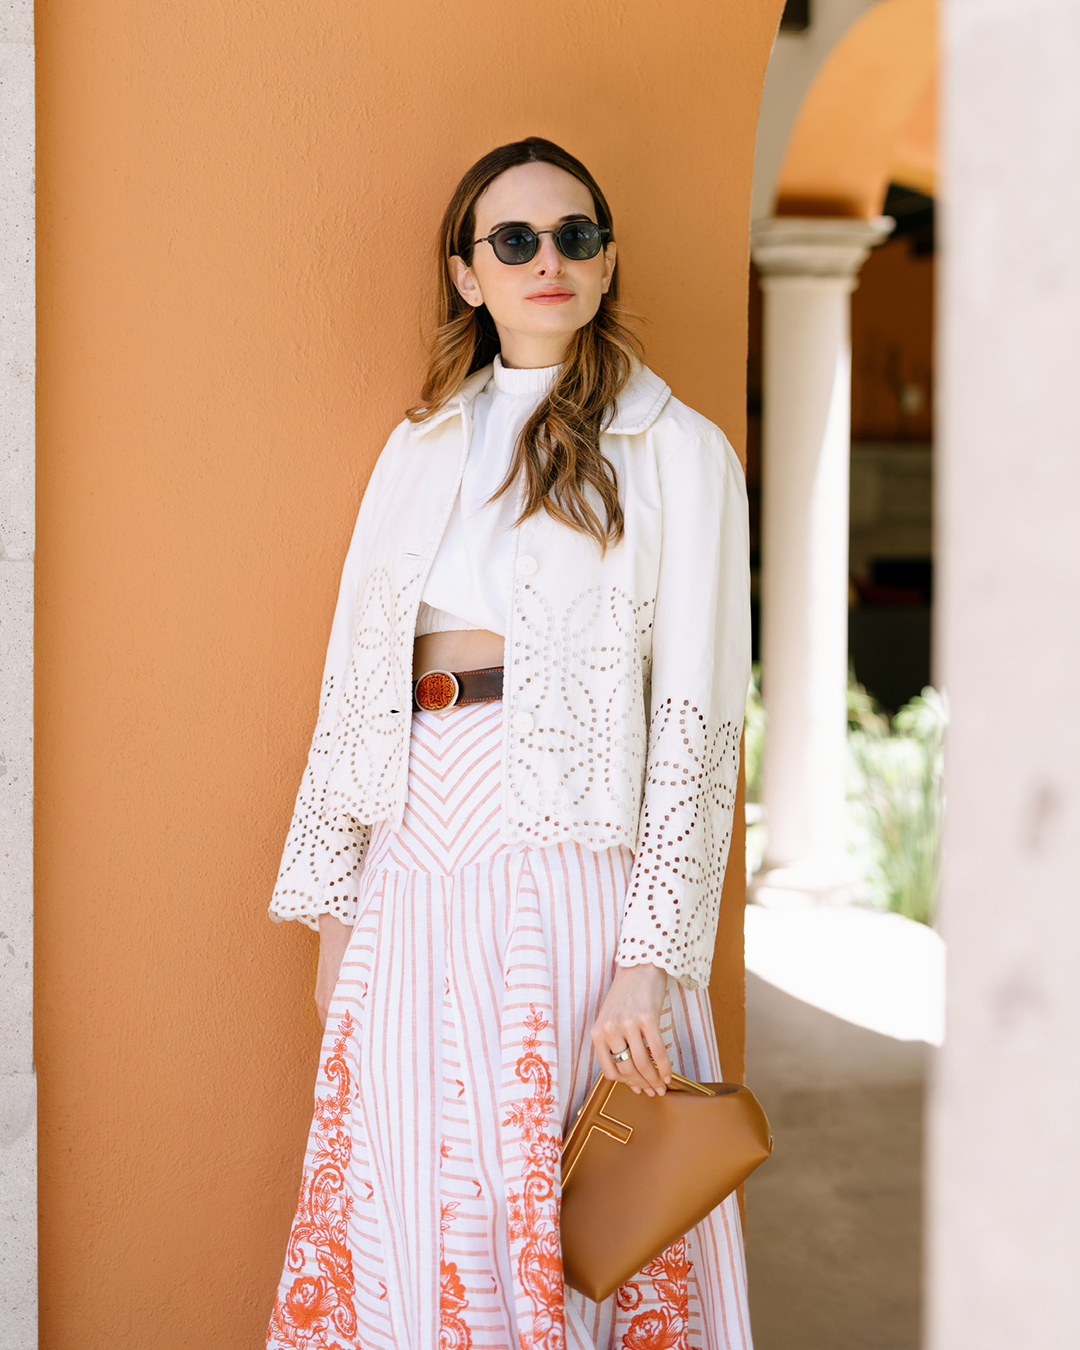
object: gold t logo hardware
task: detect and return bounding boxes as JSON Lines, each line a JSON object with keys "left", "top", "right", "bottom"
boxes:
{"left": 561, "top": 1085, "right": 636, "bottom": 1184}
{"left": 591, "top": 1089, "right": 633, "bottom": 1145}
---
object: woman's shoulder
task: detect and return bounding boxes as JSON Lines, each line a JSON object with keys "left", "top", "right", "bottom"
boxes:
{"left": 636, "top": 377, "right": 739, "bottom": 478}
{"left": 656, "top": 397, "right": 734, "bottom": 455}
{"left": 612, "top": 362, "right": 735, "bottom": 461}
{"left": 366, "top": 411, "right": 431, "bottom": 474}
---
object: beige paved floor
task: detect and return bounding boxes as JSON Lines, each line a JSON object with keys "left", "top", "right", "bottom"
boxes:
{"left": 743, "top": 969, "right": 929, "bottom": 1350}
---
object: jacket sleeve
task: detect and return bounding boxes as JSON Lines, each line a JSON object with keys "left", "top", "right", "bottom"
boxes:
{"left": 267, "top": 447, "right": 392, "bottom": 931}
{"left": 616, "top": 429, "right": 751, "bottom": 989}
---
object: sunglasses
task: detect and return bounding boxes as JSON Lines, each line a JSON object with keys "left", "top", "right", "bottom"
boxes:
{"left": 472, "top": 219, "right": 611, "bottom": 266}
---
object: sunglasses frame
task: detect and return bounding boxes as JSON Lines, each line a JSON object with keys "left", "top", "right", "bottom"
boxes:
{"left": 471, "top": 219, "right": 612, "bottom": 266}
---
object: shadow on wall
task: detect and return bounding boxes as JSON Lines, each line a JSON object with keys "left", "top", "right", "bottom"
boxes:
{"left": 744, "top": 972, "right": 926, "bottom": 1350}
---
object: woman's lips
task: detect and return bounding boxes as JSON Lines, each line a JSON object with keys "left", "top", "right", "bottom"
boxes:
{"left": 526, "top": 289, "right": 574, "bottom": 304}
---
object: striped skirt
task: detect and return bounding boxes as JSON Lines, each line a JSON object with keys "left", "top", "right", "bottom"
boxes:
{"left": 266, "top": 700, "right": 752, "bottom": 1350}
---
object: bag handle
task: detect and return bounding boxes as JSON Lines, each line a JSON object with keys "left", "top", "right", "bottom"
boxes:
{"left": 665, "top": 1072, "right": 716, "bottom": 1097}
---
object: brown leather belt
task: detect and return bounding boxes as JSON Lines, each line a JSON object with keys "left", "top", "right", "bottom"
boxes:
{"left": 413, "top": 666, "right": 504, "bottom": 713}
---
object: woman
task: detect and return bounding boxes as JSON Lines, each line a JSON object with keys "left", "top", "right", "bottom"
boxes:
{"left": 265, "top": 137, "right": 752, "bottom": 1350}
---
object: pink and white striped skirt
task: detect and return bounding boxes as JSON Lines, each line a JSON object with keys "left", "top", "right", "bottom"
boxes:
{"left": 266, "top": 700, "right": 752, "bottom": 1350}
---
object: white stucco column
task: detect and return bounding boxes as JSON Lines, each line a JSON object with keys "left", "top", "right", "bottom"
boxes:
{"left": 930, "top": 1, "right": 1080, "bottom": 1345}
{"left": 750, "top": 216, "right": 892, "bottom": 898}
{"left": 0, "top": 1, "right": 36, "bottom": 1345}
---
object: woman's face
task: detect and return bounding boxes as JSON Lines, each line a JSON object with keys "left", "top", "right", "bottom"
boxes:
{"left": 449, "top": 161, "right": 617, "bottom": 368}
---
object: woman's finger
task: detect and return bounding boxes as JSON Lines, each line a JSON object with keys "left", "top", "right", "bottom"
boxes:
{"left": 609, "top": 1029, "right": 644, "bottom": 1092}
{"left": 594, "top": 1038, "right": 620, "bottom": 1082}
{"left": 612, "top": 1021, "right": 671, "bottom": 1095}
{"left": 592, "top": 1024, "right": 631, "bottom": 1082}
{"left": 615, "top": 1025, "right": 663, "bottom": 1096}
{"left": 595, "top": 1026, "right": 651, "bottom": 1091}
{"left": 643, "top": 1018, "right": 673, "bottom": 1084}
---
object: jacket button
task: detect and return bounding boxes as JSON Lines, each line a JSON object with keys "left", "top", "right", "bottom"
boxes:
{"left": 512, "top": 712, "right": 535, "bottom": 734}
{"left": 516, "top": 554, "right": 538, "bottom": 577}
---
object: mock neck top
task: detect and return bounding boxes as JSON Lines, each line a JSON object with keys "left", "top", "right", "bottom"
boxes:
{"left": 417, "top": 355, "right": 560, "bottom": 639}
{"left": 489, "top": 354, "right": 561, "bottom": 397}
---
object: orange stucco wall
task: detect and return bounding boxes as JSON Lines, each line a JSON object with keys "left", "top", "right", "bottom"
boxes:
{"left": 36, "top": 2, "right": 785, "bottom": 1344}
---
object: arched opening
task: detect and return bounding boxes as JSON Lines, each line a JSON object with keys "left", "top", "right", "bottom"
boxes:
{"left": 744, "top": 4, "right": 942, "bottom": 1345}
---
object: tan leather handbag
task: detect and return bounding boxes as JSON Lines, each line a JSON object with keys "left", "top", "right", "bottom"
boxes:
{"left": 559, "top": 1071, "right": 773, "bottom": 1303}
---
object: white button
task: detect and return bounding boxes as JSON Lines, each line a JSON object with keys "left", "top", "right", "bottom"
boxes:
{"left": 512, "top": 712, "right": 535, "bottom": 735}
{"left": 516, "top": 554, "right": 538, "bottom": 577}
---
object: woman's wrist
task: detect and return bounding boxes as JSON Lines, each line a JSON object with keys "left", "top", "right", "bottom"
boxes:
{"left": 612, "top": 959, "right": 668, "bottom": 986}
{"left": 317, "top": 912, "right": 352, "bottom": 953}
{"left": 314, "top": 914, "right": 351, "bottom": 1028}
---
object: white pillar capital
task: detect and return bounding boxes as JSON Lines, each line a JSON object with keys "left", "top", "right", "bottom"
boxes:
{"left": 751, "top": 215, "right": 895, "bottom": 283}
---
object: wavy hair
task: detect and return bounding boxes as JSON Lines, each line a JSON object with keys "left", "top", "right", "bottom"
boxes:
{"left": 408, "top": 137, "right": 642, "bottom": 549}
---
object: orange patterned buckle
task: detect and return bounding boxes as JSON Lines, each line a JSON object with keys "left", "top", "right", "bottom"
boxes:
{"left": 413, "top": 669, "right": 461, "bottom": 712}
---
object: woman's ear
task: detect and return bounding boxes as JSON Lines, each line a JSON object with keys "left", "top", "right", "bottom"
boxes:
{"left": 600, "top": 241, "right": 617, "bottom": 294}
{"left": 449, "top": 255, "right": 485, "bottom": 308}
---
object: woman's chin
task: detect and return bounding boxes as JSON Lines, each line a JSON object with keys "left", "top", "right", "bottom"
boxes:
{"left": 500, "top": 307, "right": 596, "bottom": 342}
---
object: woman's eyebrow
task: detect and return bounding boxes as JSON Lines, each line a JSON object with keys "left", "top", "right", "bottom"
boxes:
{"left": 486, "top": 213, "right": 596, "bottom": 231}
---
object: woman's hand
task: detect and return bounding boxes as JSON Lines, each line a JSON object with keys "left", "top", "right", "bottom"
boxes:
{"left": 591, "top": 962, "right": 672, "bottom": 1096}
{"left": 315, "top": 914, "right": 353, "bottom": 1029}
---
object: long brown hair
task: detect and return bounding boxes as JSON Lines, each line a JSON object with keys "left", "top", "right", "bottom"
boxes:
{"left": 408, "top": 137, "right": 642, "bottom": 549}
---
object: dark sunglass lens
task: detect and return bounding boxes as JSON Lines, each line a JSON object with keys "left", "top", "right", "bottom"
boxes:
{"left": 557, "top": 221, "right": 602, "bottom": 260}
{"left": 492, "top": 227, "right": 538, "bottom": 264}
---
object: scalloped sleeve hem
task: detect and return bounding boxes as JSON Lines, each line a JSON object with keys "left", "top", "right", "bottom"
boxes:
{"left": 614, "top": 429, "right": 750, "bottom": 992}
{"left": 268, "top": 892, "right": 361, "bottom": 932}
{"left": 268, "top": 811, "right": 372, "bottom": 930}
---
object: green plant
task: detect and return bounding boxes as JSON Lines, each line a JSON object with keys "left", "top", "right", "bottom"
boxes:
{"left": 745, "top": 667, "right": 946, "bottom": 920}
{"left": 744, "top": 663, "right": 766, "bottom": 803}
{"left": 846, "top": 680, "right": 947, "bottom": 925}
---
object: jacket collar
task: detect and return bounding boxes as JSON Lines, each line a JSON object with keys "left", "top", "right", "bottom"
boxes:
{"left": 606, "top": 362, "right": 672, "bottom": 434}
{"left": 412, "top": 360, "right": 671, "bottom": 437}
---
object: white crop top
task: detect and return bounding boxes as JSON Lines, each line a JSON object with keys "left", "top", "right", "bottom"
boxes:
{"left": 416, "top": 354, "right": 559, "bottom": 638}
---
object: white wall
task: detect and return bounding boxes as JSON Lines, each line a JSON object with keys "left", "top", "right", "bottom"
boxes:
{"left": 0, "top": 0, "right": 36, "bottom": 1345}
{"left": 930, "top": 1, "right": 1080, "bottom": 1345}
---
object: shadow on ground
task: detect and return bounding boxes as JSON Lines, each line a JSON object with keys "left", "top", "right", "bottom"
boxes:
{"left": 744, "top": 971, "right": 928, "bottom": 1350}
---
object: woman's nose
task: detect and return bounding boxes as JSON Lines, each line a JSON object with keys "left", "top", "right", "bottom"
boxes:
{"left": 533, "top": 236, "right": 563, "bottom": 276}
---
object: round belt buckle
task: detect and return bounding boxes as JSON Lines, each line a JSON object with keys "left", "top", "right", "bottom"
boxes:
{"left": 414, "top": 669, "right": 461, "bottom": 713}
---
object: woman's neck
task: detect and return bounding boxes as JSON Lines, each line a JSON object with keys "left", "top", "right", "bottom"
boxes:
{"left": 494, "top": 327, "right": 571, "bottom": 370}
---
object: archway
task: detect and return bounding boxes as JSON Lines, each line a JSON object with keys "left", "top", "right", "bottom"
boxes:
{"left": 745, "top": 4, "right": 941, "bottom": 1347}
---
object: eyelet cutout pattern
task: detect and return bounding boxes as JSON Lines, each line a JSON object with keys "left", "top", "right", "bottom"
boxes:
{"left": 270, "top": 464, "right": 748, "bottom": 969}
{"left": 269, "top": 572, "right": 744, "bottom": 965}
{"left": 271, "top": 563, "right": 422, "bottom": 929}
{"left": 324, "top": 565, "right": 417, "bottom": 821}
{"left": 501, "top": 580, "right": 655, "bottom": 851}
{"left": 269, "top": 672, "right": 373, "bottom": 930}
{"left": 616, "top": 698, "right": 742, "bottom": 990}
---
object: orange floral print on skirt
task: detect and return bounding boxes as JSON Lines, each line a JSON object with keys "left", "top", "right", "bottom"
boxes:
{"left": 266, "top": 700, "right": 752, "bottom": 1350}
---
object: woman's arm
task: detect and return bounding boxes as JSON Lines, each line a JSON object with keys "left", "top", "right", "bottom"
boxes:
{"left": 315, "top": 914, "right": 353, "bottom": 1028}
{"left": 268, "top": 432, "right": 398, "bottom": 933}
{"left": 615, "top": 428, "right": 752, "bottom": 991}
{"left": 590, "top": 426, "right": 750, "bottom": 1090}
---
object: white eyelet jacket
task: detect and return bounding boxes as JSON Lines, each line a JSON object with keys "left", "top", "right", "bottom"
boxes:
{"left": 269, "top": 361, "right": 751, "bottom": 990}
